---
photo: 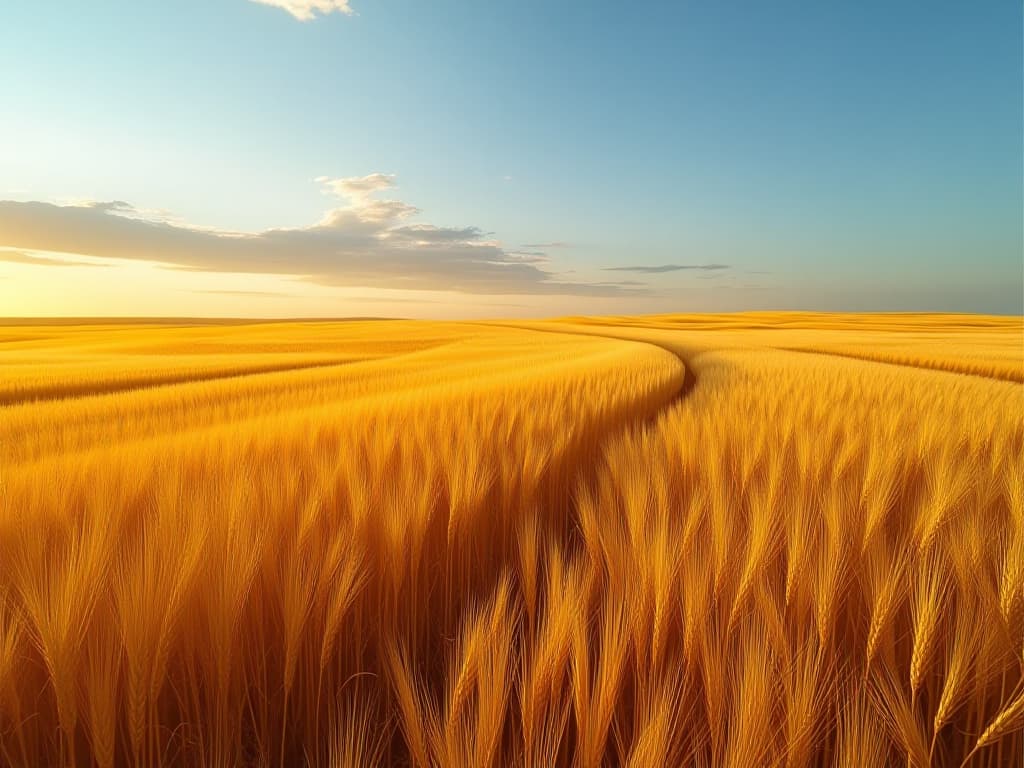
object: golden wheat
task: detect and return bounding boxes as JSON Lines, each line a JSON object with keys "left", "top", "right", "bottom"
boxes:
{"left": 0, "top": 314, "right": 1020, "bottom": 766}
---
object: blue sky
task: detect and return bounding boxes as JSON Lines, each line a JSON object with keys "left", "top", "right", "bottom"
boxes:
{"left": 0, "top": 0, "right": 1020, "bottom": 317}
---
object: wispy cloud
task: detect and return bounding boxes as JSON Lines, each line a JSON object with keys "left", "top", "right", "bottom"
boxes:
{"left": 0, "top": 249, "right": 110, "bottom": 268}
{"left": 503, "top": 250, "right": 549, "bottom": 264}
{"left": 316, "top": 173, "right": 394, "bottom": 200}
{"left": 0, "top": 177, "right": 642, "bottom": 297}
{"left": 522, "top": 241, "right": 569, "bottom": 249}
{"left": 604, "top": 263, "right": 730, "bottom": 274}
{"left": 248, "top": 0, "right": 353, "bottom": 21}
{"left": 590, "top": 280, "right": 648, "bottom": 287}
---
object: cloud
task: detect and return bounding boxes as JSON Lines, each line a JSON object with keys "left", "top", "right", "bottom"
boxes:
{"left": 316, "top": 173, "right": 395, "bottom": 200}
{"left": 0, "top": 249, "right": 111, "bottom": 268}
{"left": 0, "top": 177, "right": 642, "bottom": 297}
{"left": 603, "top": 263, "right": 730, "bottom": 274}
{"left": 82, "top": 201, "right": 135, "bottom": 214}
{"left": 387, "top": 224, "right": 485, "bottom": 244}
{"left": 503, "top": 251, "right": 550, "bottom": 264}
{"left": 522, "top": 241, "right": 569, "bottom": 249}
{"left": 249, "top": 0, "right": 354, "bottom": 21}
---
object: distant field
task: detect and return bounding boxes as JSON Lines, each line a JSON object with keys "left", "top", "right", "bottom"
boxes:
{"left": 0, "top": 314, "right": 1021, "bottom": 766}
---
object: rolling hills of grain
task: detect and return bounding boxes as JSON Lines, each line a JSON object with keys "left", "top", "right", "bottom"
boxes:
{"left": 0, "top": 314, "right": 1020, "bottom": 766}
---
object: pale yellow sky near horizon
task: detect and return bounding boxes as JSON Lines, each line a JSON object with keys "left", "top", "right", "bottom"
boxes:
{"left": 0, "top": 248, "right": 637, "bottom": 319}
{"left": 6, "top": 250, "right": 1021, "bottom": 320}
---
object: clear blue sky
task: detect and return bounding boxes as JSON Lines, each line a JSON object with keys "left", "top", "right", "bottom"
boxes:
{"left": 1, "top": 0, "right": 1020, "bottom": 316}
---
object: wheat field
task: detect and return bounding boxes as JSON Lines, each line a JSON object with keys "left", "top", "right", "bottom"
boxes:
{"left": 0, "top": 313, "right": 1021, "bottom": 766}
